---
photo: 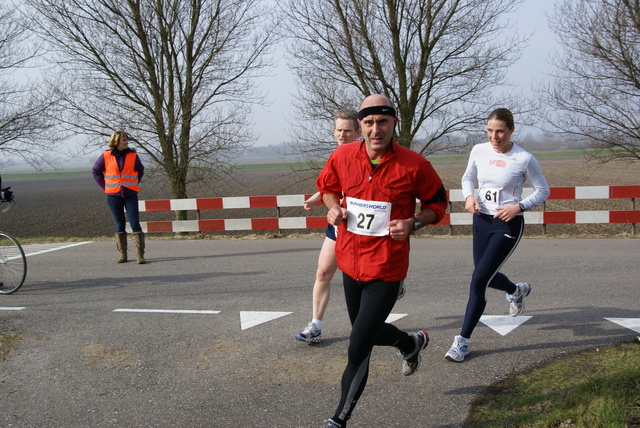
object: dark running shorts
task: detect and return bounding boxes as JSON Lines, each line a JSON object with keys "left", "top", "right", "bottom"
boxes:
{"left": 325, "top": 223, "right": 337, "bottom": 241}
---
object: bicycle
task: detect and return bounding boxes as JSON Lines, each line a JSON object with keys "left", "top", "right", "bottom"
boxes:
{"left": 0, "top": 184, "right": 27, "bottom": 294}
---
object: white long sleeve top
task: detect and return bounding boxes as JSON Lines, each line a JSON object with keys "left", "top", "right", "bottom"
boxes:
{"left": 461, "top": 142, "right": 550, "bottom": 216}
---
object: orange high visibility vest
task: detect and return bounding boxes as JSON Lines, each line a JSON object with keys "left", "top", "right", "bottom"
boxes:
{"left": 103, "top": 151, "right": 140, "bottom": 193}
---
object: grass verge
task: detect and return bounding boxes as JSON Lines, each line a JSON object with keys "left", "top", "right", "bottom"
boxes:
{"left": 464, "top": 340, "right": 640, "bottom": 427}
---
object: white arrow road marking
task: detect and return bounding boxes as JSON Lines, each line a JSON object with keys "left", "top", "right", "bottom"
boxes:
{"left": 240, "top": 311, "right": 292, "bottom": 330}
{"left": 0, "top": 307, "right": 25, "bottom": 311}
{"left": 479, "top": 315, "right": 532, "bottom": 336}
{"left": 385, "top": 313, "right": 407, "bottom": 323}
{"left": 605, "top": 318, "right": 640, "bottom": 334}
{"left": 113, "top": 309, "right": 220, "bottom": 314}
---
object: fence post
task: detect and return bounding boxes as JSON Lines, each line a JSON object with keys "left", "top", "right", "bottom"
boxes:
{"left": 276, "top": 206, "right": 282, "bottom": 235}
{"left": 448, "top": 200, "right": 453, "bottom": 236}
{"left": 632, "top": 198, "right": 636, "bottom": 236}
{"left": 542, "top": 201, "right": 547, "bottom": 235}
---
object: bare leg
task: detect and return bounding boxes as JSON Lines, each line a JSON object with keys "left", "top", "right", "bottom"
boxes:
{"left": 312, "top": 237, "right": 338, "bottom": 320}
{"left": 296, "top": 237, "right": 338, "bottom": 343}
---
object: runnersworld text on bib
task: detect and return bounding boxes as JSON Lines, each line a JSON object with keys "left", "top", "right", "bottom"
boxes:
{"left": 346, "top": 197, "right": 391, "bottom": 237}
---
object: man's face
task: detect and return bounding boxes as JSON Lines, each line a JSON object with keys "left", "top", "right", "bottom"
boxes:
{"left": 333, "top": 118, "right": 360, "bottom": 146}
{"left": 359, "top": 114, "right": 395, "bottom": 158}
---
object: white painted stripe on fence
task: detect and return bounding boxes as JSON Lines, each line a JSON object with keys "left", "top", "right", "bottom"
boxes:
{"left": 449, "top": 213, "right": 472, "bottom": 225}
{"left": 114, "top": 309, "right": 220, "bottom": 314}
{"left": 524, "top": 211, "right": 544, "bottom": 224}
{"left": 576, "top": 211, "right": 609, "bottom": 223}
{"left": 575, "top": 186, "right": 609, "bottom": 199}
{"left": 279, "top": 217, "right": 307, "bottom": 229}
{"left": 174, "top": 220, "right": 199, "bottom": 232}
{"left": 277, "top": 194, "right": 306, "bottom": 207}
{"left": 448, "top": 189, "right": 466, "bottom": 202}
{"left": 225, "top": 218, "right": 252, "bottom": 230}
{"left": 222, "top": 197, "right": 251, "bottom": 209}
{"left": 170, "top": 198, "right": 198, "bottom": 210}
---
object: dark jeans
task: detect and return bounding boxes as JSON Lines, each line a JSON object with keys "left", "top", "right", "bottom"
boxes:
{"left": 106, "top": 194, "right": 142, "bottom": 233}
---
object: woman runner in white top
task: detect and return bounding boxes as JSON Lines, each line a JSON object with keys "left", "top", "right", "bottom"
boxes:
{"left": 445, "top": 108, "right": 550, "bottom": 363}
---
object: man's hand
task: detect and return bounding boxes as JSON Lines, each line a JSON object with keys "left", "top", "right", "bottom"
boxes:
{"left": 387, "top": 218, "right": 413, "bottom": 241}
{"left": 327, "top": 206, "right": 348, "bottom": 226}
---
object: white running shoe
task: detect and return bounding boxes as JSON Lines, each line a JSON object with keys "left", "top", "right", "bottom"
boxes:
{"left": 401, "top": 330, "right": 429, "bottom": 376}
{"left": 445, "top": 335, "right": 470, "bottom": 363}
{"left": 295, "top": 322, "right": 322, "bottom": 343}
{"left": 507, "top": 282, "right": 531, "bottom": 317}
{"left": 322, "top": 419, "right": 342, "bottom": 428}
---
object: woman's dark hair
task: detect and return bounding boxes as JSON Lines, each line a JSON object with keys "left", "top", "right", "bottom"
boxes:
{"left": 487, "top": 108, "right": 514, "bottom": 130}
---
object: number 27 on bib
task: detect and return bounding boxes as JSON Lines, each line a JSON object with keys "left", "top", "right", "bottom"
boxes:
{"left": 345, "top": 197, "right": 391, "bottom": 237}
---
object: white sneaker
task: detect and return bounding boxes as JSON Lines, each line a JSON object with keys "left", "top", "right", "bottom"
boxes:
{"left": 295, "top": 322, "right": 322, "bottom": 343}
{"left": 507, "top": 282, "right": 531, "bottom": 317}
{"left": 445, "top": 335, "right": 470, "bottom": 363}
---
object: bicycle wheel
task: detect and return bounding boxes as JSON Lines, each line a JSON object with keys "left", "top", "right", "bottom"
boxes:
{"left": 0, "top": 231, "right": 27, "bottom": 294}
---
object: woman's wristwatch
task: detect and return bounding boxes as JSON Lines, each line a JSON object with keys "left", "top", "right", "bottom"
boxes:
{"left": 519, "top": 203, "right": 526, "bottom": 212}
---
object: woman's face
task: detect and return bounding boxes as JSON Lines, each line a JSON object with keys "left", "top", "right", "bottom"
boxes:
{"left": 116, "top": 136, "right": 129, "bottom": 151}
{"left": 487, "top": 118, "right": 514, "bottom": 153}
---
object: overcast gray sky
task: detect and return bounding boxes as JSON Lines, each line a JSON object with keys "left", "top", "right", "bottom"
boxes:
{"left": 253, "top": 0, "right": 558, "bottom": 147}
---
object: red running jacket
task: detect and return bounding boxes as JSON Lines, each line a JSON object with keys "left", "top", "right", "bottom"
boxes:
{"left": 317, "top": 140, "right": 447, "bottom": 282}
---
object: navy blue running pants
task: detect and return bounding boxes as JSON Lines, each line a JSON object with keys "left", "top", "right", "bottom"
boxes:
{"left": 460, "top": 213, "right": 524, "bottom": 339}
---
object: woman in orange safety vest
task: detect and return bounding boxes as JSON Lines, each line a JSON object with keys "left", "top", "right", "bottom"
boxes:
{"left": 92, "top": 131, "right": 146, "bottom": 264}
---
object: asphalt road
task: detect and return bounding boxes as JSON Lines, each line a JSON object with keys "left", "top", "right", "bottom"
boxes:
{"left": 1, "top": 237, "right": 638, "bottom": 427}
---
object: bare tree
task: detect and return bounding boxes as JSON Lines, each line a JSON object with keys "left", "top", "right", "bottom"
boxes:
{"left": 0, "top": 5, "right": 56, "bottom": 167}
{"left": 538, "top": 0, "right": 640, "bottom": 163}
{"left": 24, "top": 0, "right": 276, "bottom": 200}
{"left": 277, "top": 0, "right": 526, "bottom": 160}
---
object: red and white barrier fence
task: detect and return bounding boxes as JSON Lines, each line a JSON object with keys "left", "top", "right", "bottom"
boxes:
{"left": 131, "top": 185, "right": 640, "bottom": 234}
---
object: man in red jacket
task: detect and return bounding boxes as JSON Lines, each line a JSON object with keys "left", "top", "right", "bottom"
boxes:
{"left": 318, "top": 94, "right": 447, "bottom": 428}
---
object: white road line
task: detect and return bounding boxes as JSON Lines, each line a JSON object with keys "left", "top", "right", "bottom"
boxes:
{"left": 113, "top": 309, "right": 221, "bottom": 314}
{"left": 0, "top": 307, "right": 26, "bottom": 310}
{"left": 22, "top": 241, "right": 94, "bottom": 257}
